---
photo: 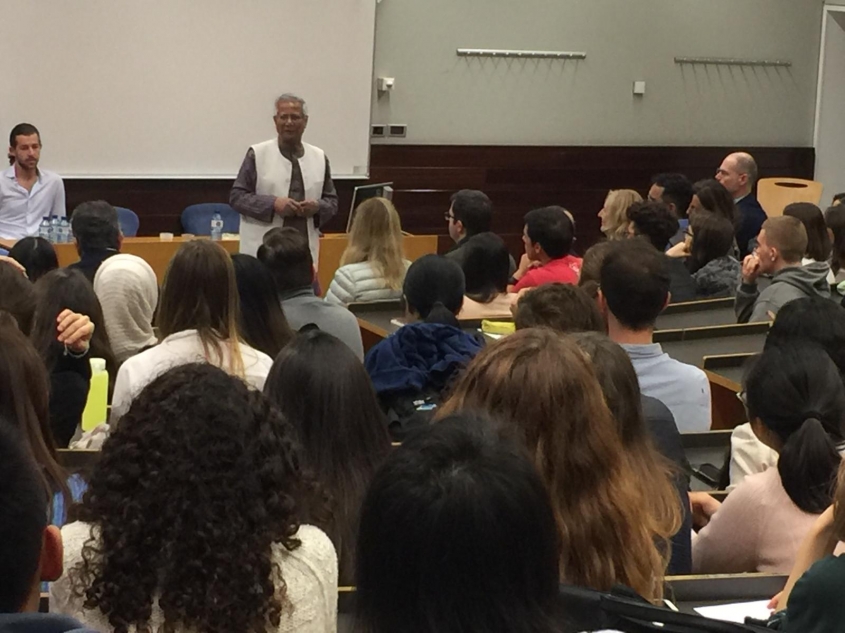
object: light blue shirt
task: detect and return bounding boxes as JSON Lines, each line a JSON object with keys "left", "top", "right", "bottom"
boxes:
{"left": 0, "top": 164, "right": 66, "bottom": 239}
{"left": 621, "top": 342, "right": 712, "bottom": 433}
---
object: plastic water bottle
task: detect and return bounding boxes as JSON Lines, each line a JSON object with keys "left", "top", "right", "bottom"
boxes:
{"left": 38, "top": 217, "right": 51, "bottom": 241}
{"left": 49, "top": 216, "right": 59, "bottom": 243}
{"left": 210, "top": 210, "right": 223, "bottom": 241}
{"left": 81, "top": 358, "right": 109, "bottom": 431}
{"left": 58, "top": 218, "right": 70, "bottom": 243}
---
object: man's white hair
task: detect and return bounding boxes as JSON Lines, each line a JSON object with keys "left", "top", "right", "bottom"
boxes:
{"left": 274, "top": 93, "right": 308, "bottom": 116}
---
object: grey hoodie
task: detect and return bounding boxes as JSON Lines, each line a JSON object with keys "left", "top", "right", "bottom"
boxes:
{"left": 735, "top": 262, "right": 832, "bottom": 323}
{"left": 0, "top": 614, "right": 96, "bottom": 633}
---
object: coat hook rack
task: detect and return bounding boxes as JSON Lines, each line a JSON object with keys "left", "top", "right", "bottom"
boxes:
{"left": 457, "top": 48, "right": 587, "bottom": 60}
{"left": 674, "top": 56, "right": 791, "bottom": 68}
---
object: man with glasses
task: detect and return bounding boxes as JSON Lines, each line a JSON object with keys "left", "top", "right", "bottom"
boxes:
{"left": 230, "top": 94, "right": 338, "bottom": 265}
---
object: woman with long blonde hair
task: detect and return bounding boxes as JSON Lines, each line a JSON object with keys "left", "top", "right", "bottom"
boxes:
{"left": 438, "top": 329, "right": 674, "bottom": 601}
{"left": 598, "top": 189, "right": 642, "bottom": 240}
{"left": 111, "top": 240, "right": 273, "bottom": 421}
{"left": 326, "top": 197, "right": 409, "bottom": 306}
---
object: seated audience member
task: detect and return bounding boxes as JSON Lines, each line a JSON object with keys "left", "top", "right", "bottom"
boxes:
{"left": 232, "top": 254, "right": 294, "bottom": 359}
{"left": 627, "top": 200, "right": 696, "bottom": 303}
{"left": 736, "top": 216, "right": 831, "bottom": 323}
{"left": 93, "top": 254, "right": 159, "bottom": 365}
{"left": 715, "top": 151, "right": 767, "bottom": 257}
{"left": 598, "top": 189, "right": 643, "bottom": 240}
{"left": 0, "top": 259, "right": 35, "bottom": 334}
{"left": 0, "top": 425, "right": 97, "bottom": 632}
{"left": 31, "top": 270, "right": 115, "bottom": 446}
{"left": 439, "top": 329, "right": 674, "bottom": 601}
{"left": 833, "top": 192, "right": 845, "bottom": 206}
{"left": 111, "top": 240, "right": 273, "bottom": 421}
{"left": 444, "top": 189, "right": 515, "bottom": 273}
{"left": 825, "top": 204, "right": 845, "bottom": 288}
{"left": 457, "top": 232, "right": 514, "bottom": 319}
{"left": 8, "top": 236, "right": 57, "bottom": 281}
{"left": 688, "top": 212, "right": 741, "bottom": 298}
{"left": 775, "top": 464, "right": 845, "bottom": 631}
{"left": 729, "top": 297, "right": 845, "bottom": 489}
{"left": 0, "top": 123, "right": 66, "bottom": 243}
{"left": 692, "top": 344, "right": 845, "bottom": 574}
{"left": 265, "top": 330, "right": 391, "bottom": 584}
{"left": 0, "top": 322, "right": 90, "bottom": 524}
{"left": 67, "top": 201, "right": 121, "bottom": 283}
{"left": 366, "top": 255, "right": 483, "bottom": 435}
{"left": 577, "top": 240, "right": 614, "bottom": 300}
{"left": 571, "top": 331, "right": 691, "bottom": 575}
{"left": 514, "top": 283, "right": 604, "bottom": 333}
{"left": 688, "top": 179, "right": 741, "bottom": 227}
{"left": 648, "top": 173, "right": 694, "bottom": 247}
{"left": 509, "top": 206, "right": 581, "bottom": 292}
{"left": 600, "top": 240, "right": 711, "bottom": 433}
{"left": 354, "top": 415, "right": 560, "bottom": 633}
{"left": 326, "top": 197, "right": 409, "bottom": 306}
{"left": 51, "top": 364, "right": 338, "bottom": 632}
{"left": 258, "top": 227, "right": 364, "bottom": 360}
{"left": 784, "top": 202, "right": 833, "bottom": 272}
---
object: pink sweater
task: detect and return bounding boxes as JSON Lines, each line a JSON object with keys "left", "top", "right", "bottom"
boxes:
{"left": 692, "top": 468, "right": 821, "bottom": 574}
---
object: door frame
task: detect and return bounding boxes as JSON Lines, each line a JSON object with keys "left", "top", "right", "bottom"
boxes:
{"left": 814, "top": 4, "right": 845, "bottom": 148}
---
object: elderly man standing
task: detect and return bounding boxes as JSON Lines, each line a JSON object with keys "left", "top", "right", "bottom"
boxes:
{"left": 230, "top": 94, "right": 338, "bottom": 266}
{"left": 715, "top": 151, "right": 767, "bottom": 258}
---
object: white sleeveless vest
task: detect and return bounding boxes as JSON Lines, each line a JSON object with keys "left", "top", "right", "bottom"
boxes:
{"left": 239, "top": 139, "right": 325, "bottom": 267}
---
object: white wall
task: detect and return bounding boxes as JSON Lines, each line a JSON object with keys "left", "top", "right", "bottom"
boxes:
{"left": 371, "top": 0, "right": 825, "bottom": 146}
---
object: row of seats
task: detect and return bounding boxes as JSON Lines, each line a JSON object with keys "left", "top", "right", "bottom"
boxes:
{"left": 114, "top": 203, "right": 241, "bottom": 238}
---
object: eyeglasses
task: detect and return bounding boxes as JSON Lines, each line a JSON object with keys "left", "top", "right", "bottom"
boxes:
{"left": 444, "top": 212, "right": 455, "bottom": 222}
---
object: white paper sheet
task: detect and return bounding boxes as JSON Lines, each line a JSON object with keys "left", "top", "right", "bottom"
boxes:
{"left": 695, "top": 600, "right": 772, "bottom": 624}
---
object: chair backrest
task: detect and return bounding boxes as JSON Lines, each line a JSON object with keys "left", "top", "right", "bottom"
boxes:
{"left": 181, "top": 203, "right": 240, "bottom": 236}
{"left": 757, "top": 177, "right": 824, "bottom": 218}
{"left": 115, "top": 207, "right": 140, "bottom": 237}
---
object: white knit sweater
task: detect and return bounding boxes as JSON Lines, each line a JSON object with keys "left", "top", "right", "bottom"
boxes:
{"left": 50, "top": 522, "right": 338, "bottom": 633}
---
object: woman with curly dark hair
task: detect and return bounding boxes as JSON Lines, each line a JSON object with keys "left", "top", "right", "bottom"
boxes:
{"left": 50, "top": 363, "right": 338, "bottom": 633}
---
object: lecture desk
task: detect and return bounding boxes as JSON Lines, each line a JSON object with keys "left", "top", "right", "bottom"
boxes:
{"left": 52, "top": 233, "right": 439, "bottom": 289}
{"left": 665, "top": 573, "right": 786, "bottom": 616}
{"left": 655, "top": 297, "right": 736, "bottom": 331}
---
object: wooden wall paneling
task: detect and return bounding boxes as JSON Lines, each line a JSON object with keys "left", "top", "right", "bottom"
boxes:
{"left": 61, "top": 147, "right": 814, "bottom": 262}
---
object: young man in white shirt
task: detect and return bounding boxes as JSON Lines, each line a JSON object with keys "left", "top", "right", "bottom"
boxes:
{"left": 598, "top": 239, "right": 712, "bottom": 433}
{"left": 0, "top": 123, "right": 66, "bottom": 246}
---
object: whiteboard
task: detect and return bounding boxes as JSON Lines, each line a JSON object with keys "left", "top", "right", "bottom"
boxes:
{"left": 0, "top": 0, "right": 375, "bottom": 178}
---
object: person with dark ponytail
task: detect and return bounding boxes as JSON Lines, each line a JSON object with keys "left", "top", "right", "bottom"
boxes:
{"left": 365, "top": 255, "right": 483, "bottom": 438}
{"left": 693, "top": 343, "right": 845, "bottom": 574}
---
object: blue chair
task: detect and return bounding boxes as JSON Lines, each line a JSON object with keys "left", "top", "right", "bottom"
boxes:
{"left": 180, "top": 203, "right": 240, "bottom": 236}
{"left": 115, "top": 207, "right": 140, "bottom": 237}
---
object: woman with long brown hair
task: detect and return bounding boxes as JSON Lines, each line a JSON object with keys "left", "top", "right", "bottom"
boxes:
{"left": 325, "top": 197, "right": 409, "bottom": 306}
{"left": 264, "top": 330, "right": 391, "bottom": 585}
{"left": 570, "top": 332, "right": 689, "bottom": 574}
{"left": 438, "top": 328, "right": 672, "bottom": 601}
{"left": 0, "top": 310, "right": 94, "bottom": 523}
{"left": 111, "top": 240, "right": 273, "bottom": 421}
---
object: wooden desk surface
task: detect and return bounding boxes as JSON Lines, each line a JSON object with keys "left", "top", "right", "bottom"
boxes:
{"left": 661, "top": 333, "right": 767, "bottom": 368}
{"left": 656, "top": 306, "right": 736, "bottom": 331}
{"left": 53, "top": 233, "right": 439, "bottom": 288}
{"left": 54, "top": 237, "right": 239, "bottom": 285}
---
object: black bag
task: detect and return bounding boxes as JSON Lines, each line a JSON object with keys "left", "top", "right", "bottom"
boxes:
{"left": 556, "top": 584, "right": 773, "bottom": 633}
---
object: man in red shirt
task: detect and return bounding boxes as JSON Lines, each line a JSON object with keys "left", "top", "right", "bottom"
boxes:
{"left": 509, "top": 206, "right": 581, "bottom": 292}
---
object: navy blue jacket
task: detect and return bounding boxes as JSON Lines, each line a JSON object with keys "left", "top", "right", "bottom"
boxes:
{"left": 736, "top": 194, "right": 767, "bottom": 258}
{"left": 365, "top": 322, "right": 483, "bottom": 396}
